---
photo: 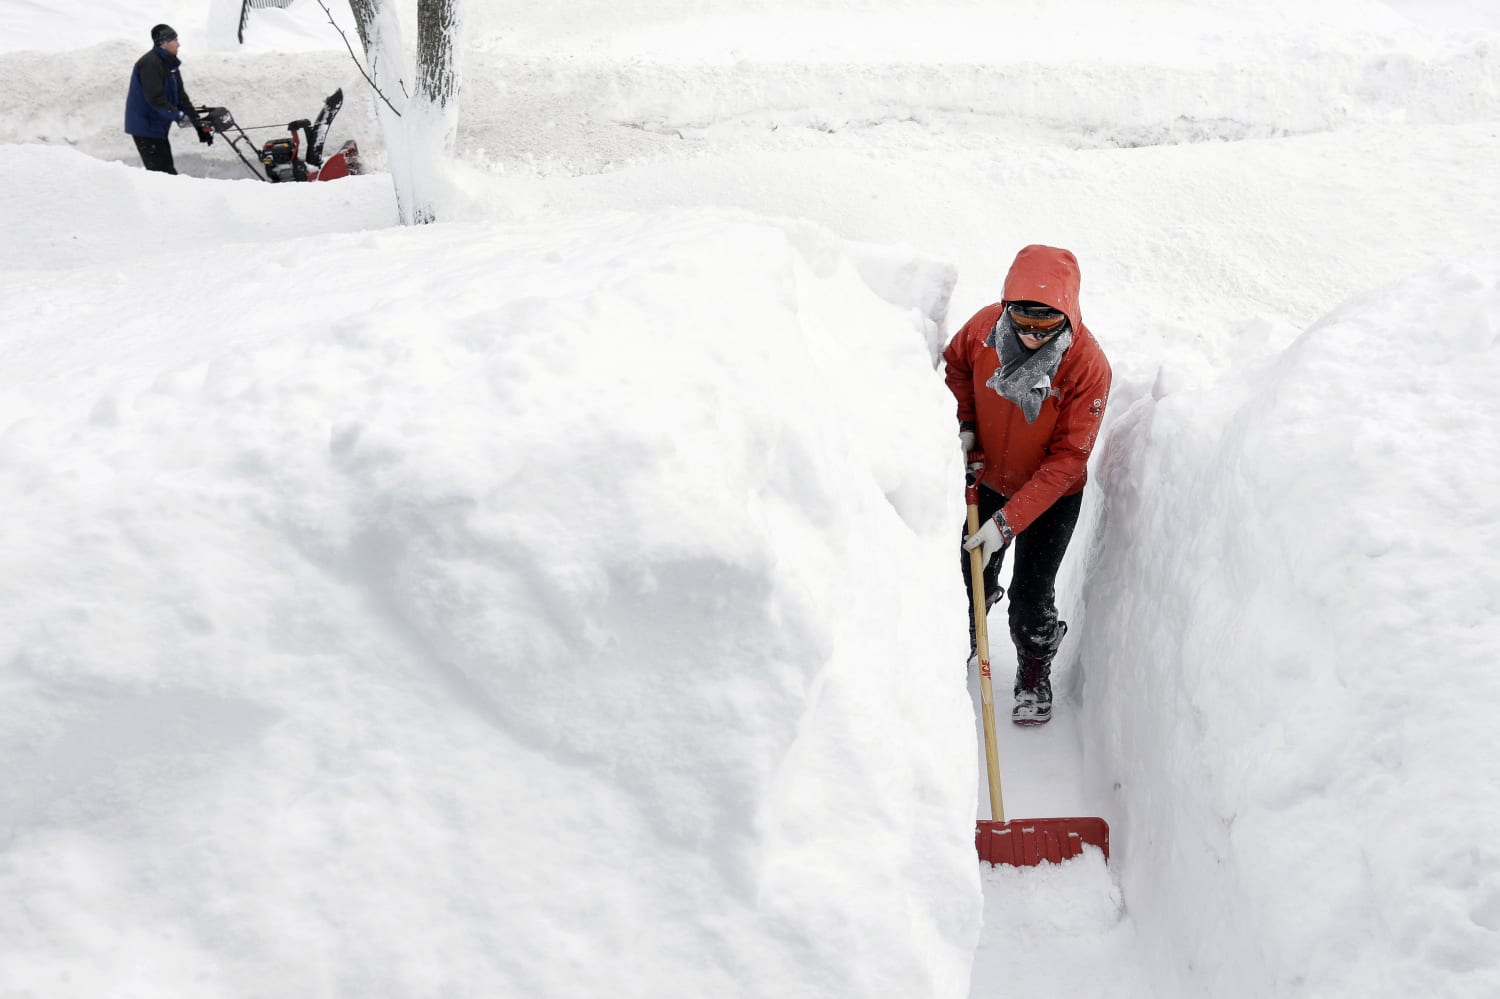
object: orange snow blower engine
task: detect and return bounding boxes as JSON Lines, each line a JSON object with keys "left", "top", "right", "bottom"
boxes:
{"left": 965, "top": 455, "right": 1111, "bottom": 867}
{"left": 196, "top": 88, "right": 361, "bottom": 184}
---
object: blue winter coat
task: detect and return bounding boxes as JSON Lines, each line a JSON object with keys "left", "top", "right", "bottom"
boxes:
{"left": 124, "top": 47, "right": 194, "bottom": 139}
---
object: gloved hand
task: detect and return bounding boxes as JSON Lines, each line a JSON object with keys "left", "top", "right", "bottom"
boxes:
{"left": 196, "top": 123, "right": 214, "bottom": 146}
{"left": 963, "top": 511, "right": 1014, "bottom": 566}
{"left": 958, "top": 428, "right": 976, "bottom": 453}
{"left": 175, "top": 111, "right": 191, "bottom": 128}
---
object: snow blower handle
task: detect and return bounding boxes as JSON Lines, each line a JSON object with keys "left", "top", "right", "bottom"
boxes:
{"left": 965, "top": 452, "right": 1006, "bottom": 823}
{"left": 193, "top": 105, "right": 271, "bottom": 182}
{"left": 196, "top": 106, "right": 231, "bottom": 132}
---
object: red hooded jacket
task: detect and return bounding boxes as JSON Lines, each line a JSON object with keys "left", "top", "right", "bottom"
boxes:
{"left": 942, "top": 245, "right": 1111, "bottom": 535}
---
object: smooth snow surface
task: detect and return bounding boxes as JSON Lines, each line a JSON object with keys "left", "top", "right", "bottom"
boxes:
{"left": 2, "top": 1, "right": 1499, "bottom": 997}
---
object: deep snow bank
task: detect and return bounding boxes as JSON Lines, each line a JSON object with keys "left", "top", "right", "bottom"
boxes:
{"left": 0, "top": 154, "right": 976, "bottom": 997}
{"left": 1081, "top": 261, "right": 1500, "bottom": 995}
{"left": 10, "top": 0, "right": 1500, "bottom": 183}
{"left": 458, "top": 1, "right": 1500, "bottom": 169}
{"left": 0, "top": 145, "right": 394, "bottom": 272}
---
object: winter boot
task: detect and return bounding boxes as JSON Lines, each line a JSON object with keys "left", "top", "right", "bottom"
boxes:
{"left": 1011, "top": 661, "right": 1052, "bottom": 725}
{"left": 1012, "top": 622, "right": 1066, "bottom": 726}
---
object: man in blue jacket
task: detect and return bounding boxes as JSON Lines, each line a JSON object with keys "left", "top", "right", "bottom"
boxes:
{"left": 124, "top": 24, "right": 212, "bottom": 174}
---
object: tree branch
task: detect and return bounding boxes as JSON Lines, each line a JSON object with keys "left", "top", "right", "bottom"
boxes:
{"left": 317, "top": 0, "right": 403, "bottom": 117}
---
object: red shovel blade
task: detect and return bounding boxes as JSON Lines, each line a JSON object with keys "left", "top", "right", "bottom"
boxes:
{"left": 976, "top": 817, "right": 1110, "bottom": 867}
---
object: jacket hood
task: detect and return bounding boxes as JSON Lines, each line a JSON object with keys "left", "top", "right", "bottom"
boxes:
{"left": 1001, "top": 244, "right": 1083, "bottom": 332}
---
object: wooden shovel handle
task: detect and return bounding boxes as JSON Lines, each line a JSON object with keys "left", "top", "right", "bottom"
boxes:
{"left": 968, "top": 500, "right": 1007, "bottom": 823}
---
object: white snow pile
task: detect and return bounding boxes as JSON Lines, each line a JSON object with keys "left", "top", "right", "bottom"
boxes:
{"left": 485, "top": 3, "right": 1500, "bottom": 152}
{"left": 1082, "top": 262, "right": 1500, "bottom": 994}
{"left": 0, "top": 154, "right": 978, "bottom": 997}
{"left": 12, "top": 0, "right": 1500, "bottom": 186}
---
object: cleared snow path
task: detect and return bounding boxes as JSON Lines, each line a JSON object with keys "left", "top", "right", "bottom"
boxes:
{"left": 966, "top": 656, "right": 1134, "bottom": 998}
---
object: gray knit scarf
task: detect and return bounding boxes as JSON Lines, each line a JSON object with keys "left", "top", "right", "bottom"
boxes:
{"left": 984, "top": 313, "right": 1073, "bottom": 423}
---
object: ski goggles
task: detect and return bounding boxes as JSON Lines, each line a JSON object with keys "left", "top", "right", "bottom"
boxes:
{"left": 1006, "top": 301, "right": 1069, "bottom": 339}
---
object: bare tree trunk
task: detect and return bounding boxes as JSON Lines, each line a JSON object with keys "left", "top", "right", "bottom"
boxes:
{"left": 417, "top": 0, "right": 459, "bottom": 111}
{"left": 344, "top": 0, "right": 461, "bottom": 226}
{"left": 408, "top": 0, "right": 461, "bottom": 223}
{"left": 346, "top": 0, "right": 375, "bottom": 49}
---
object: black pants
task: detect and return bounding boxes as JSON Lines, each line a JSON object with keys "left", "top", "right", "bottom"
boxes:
{"left": 133, "top": 135, "right": 177, "bottom": 175}
{"left": 962, "top": 486, "right": 1083, "bottom": 663}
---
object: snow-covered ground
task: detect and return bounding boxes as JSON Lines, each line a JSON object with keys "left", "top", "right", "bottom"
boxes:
{"left": 2, "top": 1, "right": 1499, "bottom": 997}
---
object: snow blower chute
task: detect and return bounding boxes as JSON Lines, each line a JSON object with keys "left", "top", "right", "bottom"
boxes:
{"left": 196, "top": 89, "right": 361, "bottom": 183}
{"left": 966, "top": 460, "right": 1111, "bottom": 867}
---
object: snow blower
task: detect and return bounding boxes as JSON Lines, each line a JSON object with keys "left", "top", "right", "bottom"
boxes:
{"left": 195, "top": 89, "right": 361, "bottom": 183}
{"left": 966, "top": 459, "right": 1111, "bottom": 867}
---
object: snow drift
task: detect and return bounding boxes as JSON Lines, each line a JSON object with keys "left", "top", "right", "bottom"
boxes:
{"left": 0, "top": 154, "right": 977, "bottom": 997}
{"left": 1082, "top": 262, "right": 1500, "bottom": 995}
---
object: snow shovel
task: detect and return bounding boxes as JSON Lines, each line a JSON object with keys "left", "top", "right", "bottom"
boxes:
{"left": 966, "top": 466, "right": 1111, "bottom": 867}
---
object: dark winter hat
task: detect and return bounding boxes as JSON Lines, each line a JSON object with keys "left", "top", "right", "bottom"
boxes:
{"left": 151, "top": 23, "right": 178, "bottom": 45}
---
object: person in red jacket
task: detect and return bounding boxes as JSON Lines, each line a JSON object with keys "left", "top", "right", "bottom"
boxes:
{"left": 943, "top": 245, "right": 1111, "bottom": 725}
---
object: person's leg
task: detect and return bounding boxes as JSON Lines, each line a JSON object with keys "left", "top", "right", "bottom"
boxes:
{"left": 1005, "top": 490, "right": 1084, "bottom": 720}
{"left": 1006, "top": 489, "right": 1084, "bottom": 657}
{"left": 133, "top": 135, "right": 177, "bottom": 174}
{"left": 960, "top": 484, "right": 1008, "bottom": 665}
